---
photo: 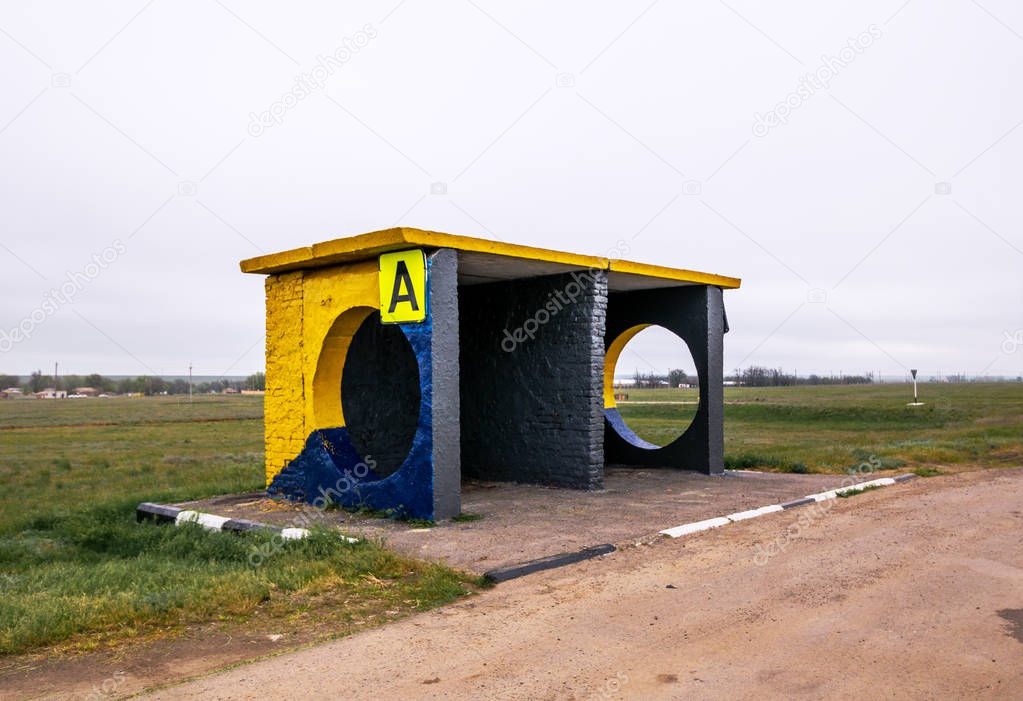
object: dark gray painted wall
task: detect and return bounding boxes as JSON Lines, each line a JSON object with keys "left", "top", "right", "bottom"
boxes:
{"left": 458, "top": 269, "right": 608, "bottom": 489}
{"left": 604, "top": 285, "right": 725, "bottom": 473}
{"left": 341, "top": 311, "right": 421, "bottom": 477}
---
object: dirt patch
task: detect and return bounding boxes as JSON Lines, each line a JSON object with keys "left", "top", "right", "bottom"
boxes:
{"left": 999, "top": 609, "right": 1023, "bottom": 644}
{"left": 0, "top": 589, "right": 448, "bottom": 700}
{"left": 0, "top": 626, "right": 291, "bottom": 701}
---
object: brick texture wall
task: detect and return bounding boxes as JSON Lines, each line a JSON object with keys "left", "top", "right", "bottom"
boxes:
{"left": 459, "top": 270, "right": 607, "bottom": 489}
{"left": 264, "top": 271, "right": 306, "bottom": 484}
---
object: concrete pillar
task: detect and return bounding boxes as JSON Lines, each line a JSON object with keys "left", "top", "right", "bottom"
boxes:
{"left": 700, "top": 286, "right": 725, "bottom": 474}
{"left": 429, "top": 248, "right": 461, "bottom": 519}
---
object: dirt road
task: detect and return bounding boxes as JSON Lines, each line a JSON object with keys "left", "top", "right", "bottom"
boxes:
{"left": 142, "top": 467, "right": 1023, "bottom": 700}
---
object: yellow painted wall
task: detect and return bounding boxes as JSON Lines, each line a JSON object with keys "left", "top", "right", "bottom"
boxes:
{"left": 263, "top": 259, "right": 381, "bottom": 485}
{"left": 603, "top": 324, "right": 650, "bottom": 408}
{"left": 264, "top": 271, "right": 306, "bottom": 484}
{"left": 301, "top": 260, "right": 379, "bottom": 434}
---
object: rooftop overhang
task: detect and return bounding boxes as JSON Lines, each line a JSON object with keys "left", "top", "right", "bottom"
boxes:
{"left": 240, "top": 227, "right": 741, "bottom": 292}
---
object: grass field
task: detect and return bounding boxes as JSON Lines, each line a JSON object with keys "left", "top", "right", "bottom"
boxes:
{"left": 0, "top": 396, "right": 478, "bottom": 656}
{"left": 616, "top": 382, "right": 1023, "bottom": 473}
{"left": 0, "top": 383, "right": 1020, "bottom": 656}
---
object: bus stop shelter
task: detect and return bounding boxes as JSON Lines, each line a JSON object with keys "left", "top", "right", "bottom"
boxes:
{"left": 241, "top": 227, "right": 740, "bottom": 520}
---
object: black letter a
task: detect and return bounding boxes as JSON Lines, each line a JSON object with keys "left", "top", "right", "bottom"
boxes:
{"left": 388, "top": 260, "right": 419, "bottom": 313}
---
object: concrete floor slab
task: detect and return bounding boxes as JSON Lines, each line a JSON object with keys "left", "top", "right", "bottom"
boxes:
{"left": 179, "top": 468, "right": 890, "bottom": 574}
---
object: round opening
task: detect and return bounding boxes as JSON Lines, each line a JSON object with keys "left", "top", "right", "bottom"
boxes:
{"left": 341, "top": 311, "right": 421, "bottom": 477}
{"left": 606, "top": 325, "right": 699, "bottom": 448}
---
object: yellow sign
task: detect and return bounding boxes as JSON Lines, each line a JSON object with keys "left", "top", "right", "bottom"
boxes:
{"left": 379, "top": 249, "right": 427, "bottom": 323}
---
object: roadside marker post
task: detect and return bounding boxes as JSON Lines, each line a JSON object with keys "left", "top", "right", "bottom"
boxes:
{"left": 908, "top": 368, "right": 924, "bottom": 406}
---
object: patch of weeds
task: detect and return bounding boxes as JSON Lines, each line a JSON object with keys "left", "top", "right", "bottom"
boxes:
{"left": 344, "top": 505, "right": 393, "bottom": 520}
{"left": 849, "top": 448, "right": 907, "bottom": 469}
{"left": 725, "top": 453, "right": 811, "bottom": 473}
{"left": 912, "top": 467, "right": 943, "bottom": 478}
{"left": 888, "top": 439, "right": 935, "bottom": 449}
{"left": 403, "top": 518, "right": 435, "bottom": 529}
{"left": 472, "top": 574, "right": 496, "bottom": 589}
{"left": 51, "top": 458, "right": 72, "bottom": 472}
{"left": 451, "top": 512, "right": 483, "bottom": 523}
{"left": 847, "top": 450, "right": 907, "bottom": 471}
{"left": 341, "top": 505, "right": 434, "bottom": 527}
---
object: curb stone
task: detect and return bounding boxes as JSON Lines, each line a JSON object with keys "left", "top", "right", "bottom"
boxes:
{"left": 659, "top": 473, "right": 919, "bottom": 539}
{"left": 135, "top": 502, "right": 358, "bottom": 542}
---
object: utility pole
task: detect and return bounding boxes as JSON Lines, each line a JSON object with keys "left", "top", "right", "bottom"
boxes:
{"left": 188, "top": 362, "right": 193, "bottom": 404}
{"left": 54, "top": 361, "right": 58, "bottom": 395}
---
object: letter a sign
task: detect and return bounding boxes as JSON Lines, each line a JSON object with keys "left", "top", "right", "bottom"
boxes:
{"left": 379, "top": 249, "right": 427, "bottom": 323}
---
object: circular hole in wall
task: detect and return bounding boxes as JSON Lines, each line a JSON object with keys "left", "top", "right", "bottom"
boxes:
{"left": 341, "top": 311, "right": 421, "bottom": 477}
{"left": 607, "top": 325, "right": 700, "bottom": 448}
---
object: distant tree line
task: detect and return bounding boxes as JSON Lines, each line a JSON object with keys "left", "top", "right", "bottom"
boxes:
{"left": 627, "top": 369, "right": 694, "bottom": 388}
{"left": 0, "top": 371, "right": 265, "bottom": 395}
{"left": 730, "top": 366, "right": 874, "bottom": 387}
{"left": 617, "top": 366, "right": 878, "bottom": 389}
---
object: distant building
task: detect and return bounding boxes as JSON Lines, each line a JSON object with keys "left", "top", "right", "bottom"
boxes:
{"left": 73, "top": 387, "right": 99, "bottom": 397}
{"left": 2, "top": 387, "right": 23, "bottom": 398}
{"left": 35, "top": 388, "right": 68, "bottom": 399}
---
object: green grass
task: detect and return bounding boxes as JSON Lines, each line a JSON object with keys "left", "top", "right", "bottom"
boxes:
{"left": 2, "top": 383, "right": 1020, "bottom": 655}
{"left": 617, "top": 382, "right": 1023, "bottom": 473}
{"left": 723, "top": 453, "right": 810, "bottom": 473}
{"left": 0, "top": 396, "right": 476, "bottom": 656}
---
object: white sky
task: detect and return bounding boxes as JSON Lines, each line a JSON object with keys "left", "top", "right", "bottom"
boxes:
{"left": 1, "top": 0, "right": 1021, "bottom": 379}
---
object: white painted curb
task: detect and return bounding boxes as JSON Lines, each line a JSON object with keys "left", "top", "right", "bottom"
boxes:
{"left": 660, "top": 516, "right": 730, "bottom": 538}
{"left": 175, "top": 510, "right": 230, "bottom": 531}
{"left": 659, "top": 474, "right": 916, "bottom": 539}
{"left": 807, "top": 477, "right": 900, "bottom": 502}
{"left": 727, "top": 504, "right": 784, "bottom": 522}
{"left": 144, "top": 503, "right": 360, "bottom": 544}
{"left": 281, "top": 527, "right": 311, "bottom": 540}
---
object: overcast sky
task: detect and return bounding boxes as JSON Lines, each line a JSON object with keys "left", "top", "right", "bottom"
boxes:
{"left": 1, "top": 0, "right": 1021, "bottom": 380}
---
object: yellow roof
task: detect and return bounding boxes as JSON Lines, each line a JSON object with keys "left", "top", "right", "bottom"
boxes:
{"left": 240, "top": 227, "right": 741, "bottom": 290}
